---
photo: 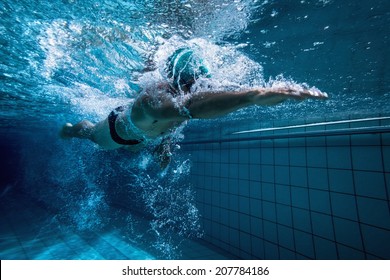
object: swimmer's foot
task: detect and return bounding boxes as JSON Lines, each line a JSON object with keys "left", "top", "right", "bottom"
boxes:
{"left": 59, "top": 120, "right": 95, "bottom": 139}
{"left": 153, "top": 138, "right": 173, "bottom": 169}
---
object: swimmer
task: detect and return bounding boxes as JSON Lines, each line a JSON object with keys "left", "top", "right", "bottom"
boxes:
{"left": 61, "top": 48, "right": 328, "bottom": 168}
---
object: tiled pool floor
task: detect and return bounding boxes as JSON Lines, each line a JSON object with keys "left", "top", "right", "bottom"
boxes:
{"left": 0, "top": 192, "right": 234, "bottom": 260}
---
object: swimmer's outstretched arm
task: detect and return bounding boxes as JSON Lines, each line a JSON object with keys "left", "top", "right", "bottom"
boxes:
{"left": 185, "top": 86, "right": 328, "bottom": 119}
{"left": 135, "top": 86, "right": 327, "bottom": 124}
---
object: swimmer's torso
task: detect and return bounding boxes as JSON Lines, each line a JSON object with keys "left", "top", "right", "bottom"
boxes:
{"left": 130, "top": 87, "right": 186, "bottom": 138}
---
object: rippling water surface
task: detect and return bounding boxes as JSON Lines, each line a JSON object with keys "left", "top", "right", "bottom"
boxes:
{"left": 1, "top": 0, "right": 389, "bottom": 130}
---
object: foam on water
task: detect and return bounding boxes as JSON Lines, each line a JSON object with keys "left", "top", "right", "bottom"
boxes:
{"left": 152, "top": 36, "right": 265, "bottom": 89}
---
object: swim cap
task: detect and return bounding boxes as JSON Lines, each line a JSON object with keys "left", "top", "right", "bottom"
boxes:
{"left": 166, "top": 48, "right": 210, "bottom": 92}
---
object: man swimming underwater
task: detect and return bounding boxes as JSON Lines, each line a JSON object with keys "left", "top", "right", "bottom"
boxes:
{"left": 61, "top": 48, "right": 328, "bottom": 168}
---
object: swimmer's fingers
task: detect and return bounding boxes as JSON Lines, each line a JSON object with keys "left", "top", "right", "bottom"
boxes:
{"left": 275, "top": 87, "right": 328, "bottom": 101}
{"left": 299, "top": 88, "right": 328, "bottom": 100}
{"left": 250, "top": 86, "right": 327, "bottom": 106}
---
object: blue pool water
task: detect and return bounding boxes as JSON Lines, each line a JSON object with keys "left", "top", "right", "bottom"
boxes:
{"left": 1, "top": 0, "right": 389, "bottom": 259}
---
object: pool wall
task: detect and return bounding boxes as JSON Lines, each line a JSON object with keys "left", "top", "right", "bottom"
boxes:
{"left": 181, "top": 115, "right": 390, "bottom": 259}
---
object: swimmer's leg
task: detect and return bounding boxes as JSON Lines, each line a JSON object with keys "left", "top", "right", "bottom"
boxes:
{"left": 60, "top": 118, "right": 123, "bottom": 150}
{"left": 153, "top": 136, "right": 173, "bottom": 169}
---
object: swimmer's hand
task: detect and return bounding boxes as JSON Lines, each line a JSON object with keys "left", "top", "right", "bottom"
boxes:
{"left": 248, "top": 85, "right": 328, "bottom": 106}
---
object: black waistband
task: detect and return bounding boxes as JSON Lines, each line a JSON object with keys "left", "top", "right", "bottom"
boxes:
{"left": 108, "top": 106, "right": 143, "bottom": 146}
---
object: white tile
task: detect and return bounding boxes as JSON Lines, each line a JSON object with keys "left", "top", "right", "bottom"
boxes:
{"left": 275, "top": 148, "right": 289, "bottom": 165}
{"left": 308, "top": 168, "right": 329, "bottom": 190}
{"left": 290, "top": 166, "right": 308, "bottom": 187}
{"left": 275, "top": 166, "right": 290, "bottom": 185}
{"left": 357, "top": 197, "right": 390, "bottom": 230}
{"left": 327, "top": 146, "right": 352, "bottom": 169}
{"left": 354, "top": 171, "right": 387, "bottom": 199}
{"left": 383, "top": 146, "right": 390, "bottom": 172}
{"left": 309, "top": 189, "right": 331, "bottom": 215}
{"left": 294, "top": 230, "right": 315, "bottom": 259}
{"left": 277, "top": 224, "right": 294, "bottom": 251}
{"left": 307, "top": 147, "right": 327, "bottom": 168}
{"left": 314, "top": 236, "right": 338, "bottom": 259}
{"left": 330, "top": 192, "right": 358, "bottom": 220}
{"left": 352, "top": 146, "right": 383, "bottom": 171}
{"left": 333, "top": 217, "right": 363, "bottom": 251}
{"left": 329, "top": 169, "right": 354, "bottom": 194}
{"left": 261, "top": 148, "right": 274, "bottom": 165}
{"left": 311, "top": 212, "right": 334, "bottom": 240}
{"left": 360, "top": 225, "right": 390, "bottom": 259}
{"left": 289, "top": 147, "right": 306, "bottom": 167}
{"left": 291, "top": 187, "right": 309, "bottom": 209}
